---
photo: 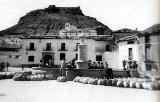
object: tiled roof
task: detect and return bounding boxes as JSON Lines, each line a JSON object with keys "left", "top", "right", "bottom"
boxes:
{"left": 142, "top": 23, "right": 160, "bottom": 34}
{"left": 21, "top": 35, "right": 112, "bottom": 41}
{"left": 0, "top": 41, "right": 20, "bottom": 48}
{"left": 112, "top": 28, "right": 139, "bottom": 43}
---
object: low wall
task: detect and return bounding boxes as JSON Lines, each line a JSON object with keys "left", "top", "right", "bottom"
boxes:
{"left": 34, "top": 68, "right": 139, "bottom": 81}
{"left": 66, "top": 69, "right": 107, "bottom": 81}
{"left": 66, "top": 69, "right": 135, "bottom": 81}
{"left": 34, "top": 68, "right": 60, "bottom": 80}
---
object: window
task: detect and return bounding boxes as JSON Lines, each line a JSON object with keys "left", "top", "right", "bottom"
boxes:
{"left": 146, "top": 64, "right": 152, "bottom": 71}
{"left": 28, "top": 56, "right": 34, "bottom": 62}
{"left": 60, "top": 53, "right": 65, "bottom": 60}
{"left": 145, "top": 46, "right": 151, "bottom": 60}
{"left": 29, "top": 43, "right": 34, "bottom": 50}
{"left": 96, "top": 55, "right": 102, "bottom": 61}
{"left": 9, "top": 55, "right": 12, "bottom": 58}
{"left": 145, "top": 35, "right": 150, "bottom": 43}
{"left": 128, "top": 48, "right": 133, "bottom": 60}
{"left": 15, "top": 55, "right": 19, "bottom": 59}
{"left": 127, "top": 40, "right": 134, "bottom": 44}
{"left": 106, "top": 45, "right": 110, "bottom": 51}
{"left": 76, "top": 43, "right": 79, "bottom": 51}
{"left": 75, "top": 54, "right": 78, "bottom": 60}
{"left": 46, "top": 43, "right": 51, "bottom": 50}
{"left": 61, "top": 43, "right": 65, "bottom": 51}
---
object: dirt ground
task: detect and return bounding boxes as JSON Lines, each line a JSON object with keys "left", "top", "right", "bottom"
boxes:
{"left": 0, "top": 79, "right": 160, "bottom": 102}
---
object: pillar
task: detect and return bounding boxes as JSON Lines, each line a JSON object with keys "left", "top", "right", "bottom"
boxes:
{"left": 76, "top": 42, "right": 88, "bottom": 69}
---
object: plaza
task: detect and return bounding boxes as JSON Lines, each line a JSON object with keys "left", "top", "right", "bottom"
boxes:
{"left": 0, "top": 79, "right": 159, "bottom": 102}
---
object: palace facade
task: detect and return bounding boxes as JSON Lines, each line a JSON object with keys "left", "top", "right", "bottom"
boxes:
{"left": 19, "top": 23, "right": 160, "bottom": 71}
{"left": 21, "top": 22, "right": 115, "bottom": 68}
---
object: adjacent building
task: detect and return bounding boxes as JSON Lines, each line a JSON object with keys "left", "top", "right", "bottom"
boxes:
{"left": 113, "top": 26, "right": 160, "bottom": 71}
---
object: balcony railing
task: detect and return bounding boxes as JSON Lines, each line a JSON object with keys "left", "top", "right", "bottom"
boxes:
{"left": 128, "top": 56, "right": 133, "bottom": 60}
{"left": 43, "top": 47, "right": 53, "bottom": 51}
{"left": 58, "top": 48, "right": 68, "bottom": 51}
{"left": 95, "top": 47, "right": 105, "bottom": 52}
{"left": 26, "top": 47, "right": 36, "bottom": 51}
{"left": 73, "top": 48, "right": 78, "bottom": 51}
{"left": 145, "top": 43, "right": 151, "bottom": 47}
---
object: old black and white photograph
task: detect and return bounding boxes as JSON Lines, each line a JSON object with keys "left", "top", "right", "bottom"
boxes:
{"left": 0, "top": 0, "right": 160, "bottom": 102}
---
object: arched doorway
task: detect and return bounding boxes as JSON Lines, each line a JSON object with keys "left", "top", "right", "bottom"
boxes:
{"left": 43, "top": 55, "right": 52, "bottom": 67}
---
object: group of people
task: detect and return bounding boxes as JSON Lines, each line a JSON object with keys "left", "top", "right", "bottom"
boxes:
{"left": 66, "top": 58, "right": 76, "bottom": 69}
{"left": 122, "top": 60, "right": 138, "bottom": 70}
{"left": 0, "top": 61, "right": 10, "bottom": 71}
{"left": 60, "top": 59, "right": 113, "bottom": 79}
{"left": 88, "top": 60, "right": 108, "bottom": 69}
{"left": 60, "top": 58, "right": 76, "bottom": 76}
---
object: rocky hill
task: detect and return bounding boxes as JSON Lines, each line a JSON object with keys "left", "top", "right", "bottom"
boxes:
{"left": 0, "top": 5, "right": 112, "bottom": 36}
{"left": 143, "top": 23, "right": 160, "bottom": 33}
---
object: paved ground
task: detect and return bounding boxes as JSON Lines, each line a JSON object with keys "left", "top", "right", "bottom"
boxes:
{"left": 0, "top": 79, "right": 160, "bottom": 102}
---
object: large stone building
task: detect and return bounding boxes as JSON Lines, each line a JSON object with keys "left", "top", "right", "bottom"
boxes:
{"left": 21, "top": 22, "right": 113, "bottom": 67}
{"left": 20, "top": 23, "right": 160, "bottom": 71}
{"left": 21, "top": 36, "right": 113, "bottom": 67}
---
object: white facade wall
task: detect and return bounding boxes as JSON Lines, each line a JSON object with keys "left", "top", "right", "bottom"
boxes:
{"left": 0, "top": 51, "right": 22, "bottom": 66}
{"left": 150, "top": 35, "right": 160, "bottom": 70}
{"left": 59, "top": 22, "right": 97, "bottom": 37}
{"left": 138, "top": 34, "right": 160, "bottom": 71}
{"left": 21, "top": 38, "right": 112, "bottom": 66}
{"left": 103, "top": 45, "right": 119, "bottom": 69}
{"left": 118, "top": 41, "right": 139, "bottom": 69}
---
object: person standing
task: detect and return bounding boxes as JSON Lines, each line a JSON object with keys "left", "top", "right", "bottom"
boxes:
{"left": 6, "top": 61, "right": 9, "bottom": 71}
{"left": 97, "top": 62, "right": 101, "bottom": 69}
{"left": 39, "top": 59, "right": 42, "bottom": 67}
{"left": 92, "top": 62, "right": 96, "bottom": 69}
{"left": 60, "top": 59, "right": 66, "bottom": 76}
{"left": 100, "top": 63, "right": 104, "bottom": 69}
{"left": 49, "top": 59, "right": 52, "bottom": 68}
{"left": 22, "top": 65, "right": 24, "bottom": 71}
{"left": 71, "top": 58, "right": 76, "bottom": 68}
{"left": 133, "top": 61, "right": 138, "bottom": 70}
{"left": 1, "top": 62, "right": 5, "bottom": 71}
{"left": 122, "top": 60, "right": 126, "bottom": 70}
{"left": 105, "top": 62, "right": 108, "bottom": 69}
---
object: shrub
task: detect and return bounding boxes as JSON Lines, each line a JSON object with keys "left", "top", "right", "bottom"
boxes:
{"left": 107, "top": 79, "right": 112, "bottom": 86}
{"left": 129, "top": 81, "right": 136, "bottom": 88}
{"left": 123, "top": 81, "right": 130, "bottom": 88}
{"left": 146, "top": 81, "right": 160, "bottom": 90}
{"left": 98, "top": 79, "right": 105, "bottom": 85}
{"left": 135, "top": 82, "right": 143, "bottom": 89}
{"left": 112, "top": 79, "right": 118, "bottom": 86}
{"left": 117, "top": 80, "right": 124, "bottom": 87}
{"left": 142, "top": 82, "right": 147, "bottom": 89}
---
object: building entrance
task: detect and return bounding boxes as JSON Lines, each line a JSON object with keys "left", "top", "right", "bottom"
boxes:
{"left": 42, "top": 52, "right": 54, "bottom": 68}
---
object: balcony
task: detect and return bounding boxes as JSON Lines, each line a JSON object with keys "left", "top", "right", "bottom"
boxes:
{"left": 128, "top": 56, "right": 133, "bottom": 60}
{"left": 43, "top": 47, "right": 53, "bottom": 51}
{"left": 73, "top": 48, "right": 78, "bottom": 51}
{"left": 26, "top": 47, "right": 36, "bottom": 51}
{"left": 58, "top": 48, "right": 68, "bottom": 51}
{"left": 145, "top": 43, "right": 151, "bottom": 47}
{"left": 95, "top": 47, "right": 105, "bottom": 52}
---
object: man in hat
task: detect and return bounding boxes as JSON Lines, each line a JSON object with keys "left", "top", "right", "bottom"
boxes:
{"left": 60, "top": 59, "right": 66, "bottom": 76}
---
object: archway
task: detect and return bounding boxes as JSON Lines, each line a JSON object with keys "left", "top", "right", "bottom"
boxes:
{"left": 43, "top": 55, "right": 52, "bottom": 67}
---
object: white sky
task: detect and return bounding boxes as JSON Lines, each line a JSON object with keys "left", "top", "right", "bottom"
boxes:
{"left": 0, "top": 0, "right": 159, "bottom": 31}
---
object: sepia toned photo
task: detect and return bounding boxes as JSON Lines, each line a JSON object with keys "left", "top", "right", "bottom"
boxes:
{"left": 0, "top": 0, "right": 160, "bottom": 102}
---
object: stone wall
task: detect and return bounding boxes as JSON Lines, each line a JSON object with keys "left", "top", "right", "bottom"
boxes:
{"left": 34, "top": 68, "right": 139, "bottom": 81}
{"left": 35, "top": 68, "right": 61, "bottom": 80}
